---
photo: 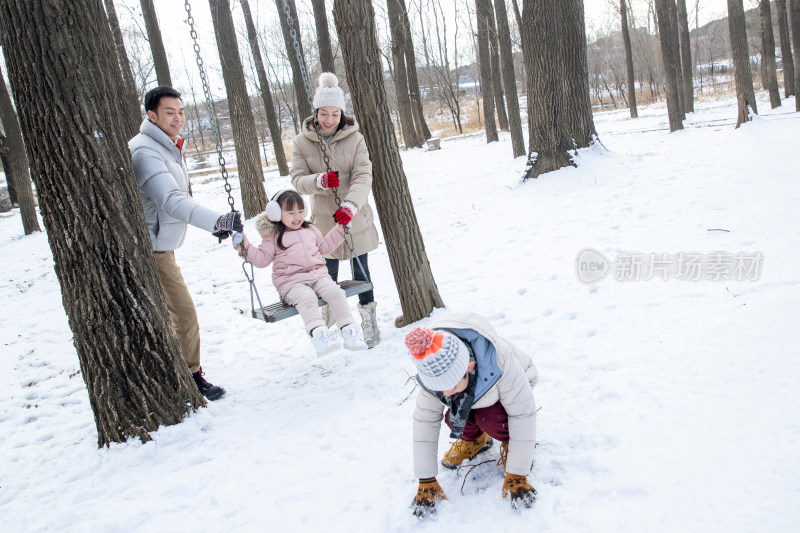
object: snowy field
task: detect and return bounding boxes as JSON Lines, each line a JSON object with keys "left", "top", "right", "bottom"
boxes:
{"left": 1, "top": 94, "right": 799, "bottom": 532}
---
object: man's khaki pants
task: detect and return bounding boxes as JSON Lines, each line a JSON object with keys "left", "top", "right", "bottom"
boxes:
{"left": 153, "top": 251, "right": 201, "bottom": 373}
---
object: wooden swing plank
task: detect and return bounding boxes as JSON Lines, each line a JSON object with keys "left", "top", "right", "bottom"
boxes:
{"left": 252, "top": 280, "right": 373, "bottom": 323}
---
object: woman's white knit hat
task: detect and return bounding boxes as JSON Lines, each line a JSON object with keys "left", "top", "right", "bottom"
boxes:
{"left": 313, "top": 72, "right": 347, "bottom": 111}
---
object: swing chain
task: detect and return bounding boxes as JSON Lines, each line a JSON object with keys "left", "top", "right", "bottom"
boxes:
{"left": 282, "top": 0, "right": 314, "bottom": 113}
{"left": 184, "top": 0, "right": 235, "bottom": 212}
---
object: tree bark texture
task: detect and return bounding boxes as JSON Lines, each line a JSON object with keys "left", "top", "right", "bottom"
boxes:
{"left": 676, "top": 0, "right": 694, "bottom": 113}
{"left": 241, "top": 0, "right": 289, "bottom": 176}
{"left": 521, "top": 0, "right": 574, "bottom": 179}
{"left": 140, "top": 0, "right": 172, "bottom": 87}
{"left": 776, "top": 0, "right": 795, "bottom": 97}
{"left": 655, "top": 0, "right": 685, "bottom": 131}
{"left": 727, "top": 0, "right": 759, "bottom": 125}
{"left": 476, "top": 0, "right": 498, "bottom": 143}
{"left": 275, "top": 0, "right": 313, "bottom": 121}
{"left": 0, "top": 65, "right": 40, "bottom": 234}
{"left": 487, "top": 2, "right": 509, "bottom": 131}
{"left": 493, "top": 0, "right": 525, "bottom": 157}
{"left": 386, "top": 0, "right": 422, "bottom": 148}
{"left": 667, "top": 0, "right": 686, "bottom": 114}
{"left": 758, "top": 0, "right": 781, "bottom": 108}
{"left": 400, "top": 0, "right": 432, "bottom": 140}
{"left": 209, "top": 0, "right": 267, "bottom": 218}
{"left": 311, "top": 0, "right": 337, "bottom": 74}
{"left": 103, "top": 0, "right": 140, "bottom": 137}
{"left": 561, "top": 0, "right": 597, "bottom": 148}
{"left": 333, "top": 0, "right": 444, "bottom": 326}
{"left": 620, "top": 0, "right": 638, "bottom": 118}
{"left": 0, "top": 0, "right": 205, "bottom": 447}
{"left": 788, "top": 0, "right": 800, "bottom": 110}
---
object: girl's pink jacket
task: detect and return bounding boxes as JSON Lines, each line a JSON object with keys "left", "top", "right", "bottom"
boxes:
{"left": 239, "top": 211, "right": 345, "bottom": 299}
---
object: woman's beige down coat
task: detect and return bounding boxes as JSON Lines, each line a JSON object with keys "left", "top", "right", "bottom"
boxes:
{"left": 290, "top": 117, "right": 380, "bottom": 261}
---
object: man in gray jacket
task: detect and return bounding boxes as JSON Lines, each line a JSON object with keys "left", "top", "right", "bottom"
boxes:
{"left": 129, "top": 86, "right": 242, "bottom": 401}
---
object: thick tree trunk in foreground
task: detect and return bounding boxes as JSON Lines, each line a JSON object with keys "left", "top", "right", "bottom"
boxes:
{"left": 275, "top": 0, "right": 314, "bottom": 121}
{"left": 140, "top": 0, "right": 172, "bottom": 87}
{"left": 333, "top": 0, "right": 444, "bottom": 326}
{"left": 676, "top": 0, "right": 694, "bottom": 113}
{"left": 655, "top": 0, "right": 685, "bottom": 131}
{"left": 727, "top": 0, "right": 759, "bottom": 125}
{"left": 561, "top": 0, "right": 597, "bottom": 148}
{"left": 103, "top": 0, "right": 140, "bottom": 137}
{"left": 241, "top": 0, "right": 289, "bottom": 176}
{"left": 209, "top": 0, "right": 267, "bottom": 218}
{"left": 0, "top": 66, "right": 40, "bottom": 234}
{"left": 494, "top": 0, "right": 525, "bottom": 157}
{"left": 776, "top": 0, "right": 795, "bottom": 97}
{"left": 522, "top": 0, "right": 574, "bottom": 179}
{"left": 0, "top": 0, "right": 205, "bottom": 447}
{"left": 401, "top": 0, "right": 432, "bottom": 140}
{"left": 311, "top": 0, "right": 337, "bottom": 74}
{"left": 758, "top": 0, "right": 781, "bottom": 108}
{"left": 620, "top": 0, "right": 638, "bottom": 118}
{"left": 476, "top": 0, "right": 498, "bottom": 142}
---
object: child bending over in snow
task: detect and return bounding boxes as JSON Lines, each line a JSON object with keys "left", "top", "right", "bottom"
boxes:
{"left": 406, "top": 313, "right": 538, "bottom": 517}
{"left": 233, "top": 189, "right": 367, "bottom": 355}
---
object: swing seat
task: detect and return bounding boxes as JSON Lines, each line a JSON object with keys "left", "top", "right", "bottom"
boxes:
{"left": 251, "top": 280, "right": 373, "bottom": 323}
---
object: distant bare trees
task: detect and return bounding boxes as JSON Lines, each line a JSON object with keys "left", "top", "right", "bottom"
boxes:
{"left": 140, "top": 0, "right": 171, "bottom": 87}
{"left": 311, "top": 0, "right": 336, "bottom": 73}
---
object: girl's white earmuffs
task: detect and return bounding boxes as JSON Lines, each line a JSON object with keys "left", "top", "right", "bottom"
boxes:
{"left": 265, "top": 188, "right": 309, "bottom": 222}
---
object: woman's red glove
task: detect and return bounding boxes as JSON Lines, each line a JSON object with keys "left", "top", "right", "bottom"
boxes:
{"left": 320, "top": 171, "right": 340, "bottom": 188}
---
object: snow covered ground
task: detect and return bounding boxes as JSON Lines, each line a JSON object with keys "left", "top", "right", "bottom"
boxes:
{"left": 1, "top": 94, "right": 799, "bottom": 532}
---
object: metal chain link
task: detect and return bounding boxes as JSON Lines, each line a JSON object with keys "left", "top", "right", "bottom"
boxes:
{"left": 184, "top": 0, "right": 235, "bottom": 212}
{"left": 282, "top": 0, "right": 314, "bottom": 112}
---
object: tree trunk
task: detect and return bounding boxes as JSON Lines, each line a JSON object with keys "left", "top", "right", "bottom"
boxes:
{"left": 0, "top": 66, "right": 40, "bottom": 234}
{"left": 103, "top": 0, "right": 140, "bottom": 137}
{"left": 209, "top": 0, "right": 267, "bottom": 218}
{"left": 494, "top": 0, "right": 525, "bottom": 157}
{"left": 655, "top": 0, "right": 685, "bottom": 131}
{"left": 140, "top": 0, "right": 171, "bottom": 87}
{"left": 386, "top": 0, "right": 422, "bottom": 148}
{"left": 275, "top": 0, "right": 314, "bottom": 121}
{"left": 776, "top": 0, "right": 795, "bottom": 97}
{"left": 620, "top": 0, "right": 638, "bottom": 118}
{"left": 476, "top": 0, "right": 498, "bottom": 143}
{"left": 333, "top": 0, "right": 444, "bottom": 326}
{"left": 727, "top": 0, "right": 758, "bottom": 125}
{"left": 0, "top": 0, "right": 205, "bottom": 447}
{"left": 788, "top": 0, "right": 800, "bottom": 110}
{"left": 561, "top": 0, "right": 597, "bottom": 148}
{"left": 522, "top": 0, "right": 574, "bottom": 179}
{"left": 667, "top": 0, "right": 686, "bottom": 115}
{"left": 400, "top": 0, "right": 432, "bottom": 140}
{"left": 676, "top": 0, "right": 694, "bottom": 113}
{"left": 757, "top": 0, "right": 781, "bottom": 108}
{"left": 487, "top": 2, "right": 509, "bottom": 131}
{"left": 241, "top": 0, "right": 290, "bottom": 176}
{"left": 311, "top": 0, "right": 337, "bottom": 73}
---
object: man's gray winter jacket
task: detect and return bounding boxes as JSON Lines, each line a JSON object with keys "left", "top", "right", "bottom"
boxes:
{"left": 129, "top": 118, "right": 219, "bottom": 251}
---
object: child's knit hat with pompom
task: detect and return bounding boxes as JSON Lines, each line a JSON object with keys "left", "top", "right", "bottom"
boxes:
{"left": 313, "top": 72, "right": 346, "bottom": 111}
{"left": 405, "top": 327, "right": 470, "bottom": 391}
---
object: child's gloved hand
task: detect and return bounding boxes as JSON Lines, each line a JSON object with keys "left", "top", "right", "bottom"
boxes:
{"left": 502, "top": 473, "right": 536, "bottom": 509}
{"left": 410, "top": 477, "right": 447, "bottom": 518}
{"left": 318, "top": 171, "right": 339, "bottom": 188}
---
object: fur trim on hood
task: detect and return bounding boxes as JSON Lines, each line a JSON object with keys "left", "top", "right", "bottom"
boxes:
{"left": 254, "top": 211, "right": 277, "bottom": 237}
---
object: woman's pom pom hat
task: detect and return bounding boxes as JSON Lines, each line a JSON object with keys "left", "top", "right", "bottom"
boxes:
{"left": 313, "top": 72, "right": 347, "bottom": 111}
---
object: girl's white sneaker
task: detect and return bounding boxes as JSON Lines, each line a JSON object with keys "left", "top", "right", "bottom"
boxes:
{"left": 311, "top": 326, "right": 341, "bottom": 356}
{"left": 341, "top": 324, "right": 368, "bottom": 351}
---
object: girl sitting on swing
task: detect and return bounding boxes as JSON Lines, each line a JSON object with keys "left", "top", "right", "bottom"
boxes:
{"left": 233, "top": 189, "right": 368, "bottom": 355}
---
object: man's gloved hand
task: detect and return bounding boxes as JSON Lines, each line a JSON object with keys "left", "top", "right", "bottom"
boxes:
{"left": 213, "top": 211, "right": 243, "bottom": 242}
{"left": 410, "top": 477, "right": 447, "bottom": 518}
{"left": 333, "top": 201, "right": 357, "bottom": 226}
{"left": 502, "top": 473, "right": 536, "bottom": 509}
{"left": 318, "top": 171, "right": 340, "bottom": 188}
